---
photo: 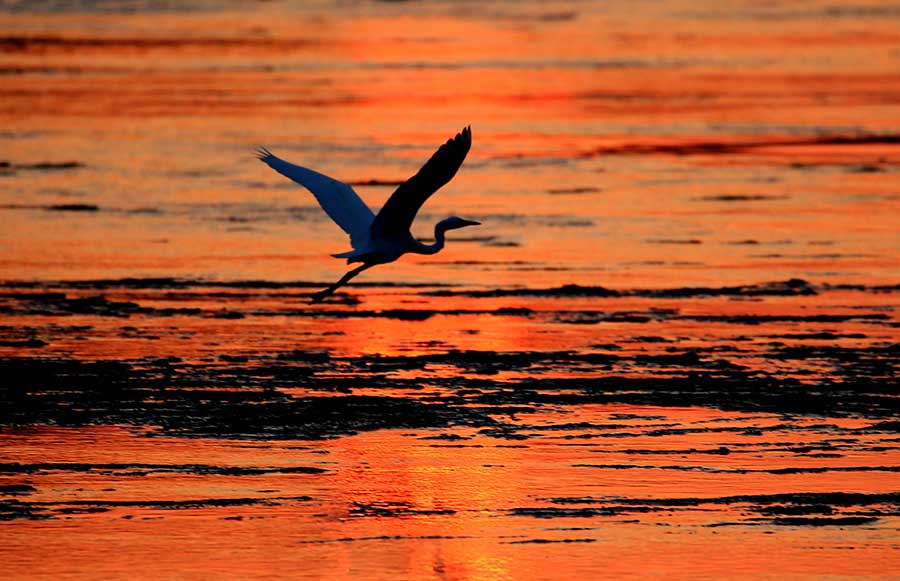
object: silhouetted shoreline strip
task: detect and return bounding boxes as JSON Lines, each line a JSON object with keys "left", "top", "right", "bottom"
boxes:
{"left": 425, "top": 278, "right": 820, "bottom": 298}
{"left": 576, "top": 134, "right": 900, "bottom": 158}
{"left": 1, "top": 203, "right": 104, "bottom": 212}
{"left": 510, "top": 491, "right": 899, "bottom": 526}
{"left": 570, "top": 463, "right": 900, "bottom": 474}
{"left": 8, "top": 277, "right": 895, "bottom": 296}
{"left": 0, "top": 462, "right": 327, "bottom": 476}
{"left": 0, "top": 495, "right": 315, "bottom": 521}
{"left": 0, "top": 160, "right": 84, "bottom": 171}
{"left": 344, "top": 178, "right": 406, "bottom": 187}
{"left": 0, "top": 35, "right": 321, "bottom": 51}
{"left": 0, "top": 277, "right": 456, "bottom": 290}
{"left": 544, "top": 492, "right": 900, "bottom": 507}
{"left": 2, "top": 336, "right": 896, "bottom": 441}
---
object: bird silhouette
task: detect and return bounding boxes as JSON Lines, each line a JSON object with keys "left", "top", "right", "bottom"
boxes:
{"left": 257, "top": 126, "right": 478, "bottom": 303}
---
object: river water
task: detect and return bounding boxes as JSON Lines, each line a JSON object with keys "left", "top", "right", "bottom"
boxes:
{"left": 1, "top": 1, "right": 898, "bottom": 579}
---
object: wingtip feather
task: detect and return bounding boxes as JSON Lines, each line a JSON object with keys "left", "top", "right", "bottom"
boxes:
{"left": 255, "top": 146, "right": 273, "bottom": 161}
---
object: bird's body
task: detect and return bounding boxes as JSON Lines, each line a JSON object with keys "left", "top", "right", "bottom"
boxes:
{"left": 256, "top": 126, "right": 478, "bottom": 302}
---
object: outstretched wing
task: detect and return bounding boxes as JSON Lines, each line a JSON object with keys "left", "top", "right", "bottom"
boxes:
{"left": 370, "top": 126, "right": 471, "bottom": 238}
{"left": 256, "top": 147, "right": 375, "bottom": 249}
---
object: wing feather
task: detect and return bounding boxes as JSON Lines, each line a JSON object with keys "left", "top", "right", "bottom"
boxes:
{"left": 256, "top": 147, "right": 375, "bottom": 249}
{"left": 370, "top": 126, "right": 471, "bottom": 237}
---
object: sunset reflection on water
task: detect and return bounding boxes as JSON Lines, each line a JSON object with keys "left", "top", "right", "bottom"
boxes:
{"left": 2, "top": 0, "right": 899, "bottom": 579}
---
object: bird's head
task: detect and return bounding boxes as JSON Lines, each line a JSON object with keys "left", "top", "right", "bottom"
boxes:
{"left": 438, "top": 216, "right": 481, "bottom": 232}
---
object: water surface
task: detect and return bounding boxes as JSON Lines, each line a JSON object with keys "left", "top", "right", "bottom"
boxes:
{"left": 1, "top": 1, "right": 898, "bottom": 579}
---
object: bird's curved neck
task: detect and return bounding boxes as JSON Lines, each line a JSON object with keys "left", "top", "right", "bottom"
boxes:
{"left": 411, "top": 222, "right": 448, "bottom": 255}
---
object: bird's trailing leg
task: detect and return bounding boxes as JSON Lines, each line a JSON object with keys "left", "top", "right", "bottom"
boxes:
{"left": 310, "top": 263, "right": 374, "bottom": 303}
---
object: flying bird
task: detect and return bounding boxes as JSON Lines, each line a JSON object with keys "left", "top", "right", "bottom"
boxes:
{"left": 256, "top": 126, "right": 479, "bottom": 302}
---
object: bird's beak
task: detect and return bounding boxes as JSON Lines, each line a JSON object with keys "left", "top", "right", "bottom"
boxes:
{"left": 462, "top": 219, "right": 481, "bottom": 227}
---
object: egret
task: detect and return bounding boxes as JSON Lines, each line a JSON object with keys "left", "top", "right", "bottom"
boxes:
{"left": 256, "top": 126, "right": 479, "bottom": 303}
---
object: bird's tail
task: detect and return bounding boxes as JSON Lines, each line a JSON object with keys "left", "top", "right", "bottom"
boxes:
{"left": 331, "top": 249, "right": 368, "bottom": 264}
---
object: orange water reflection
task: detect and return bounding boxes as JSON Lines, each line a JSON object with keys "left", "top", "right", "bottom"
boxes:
{"left": 2, "top": 418, "right": 898, "bottom": 580}
{"left": 3, "top": 2, "right": 900, "bottom": 286}
{"left": 3, "top": 0, "right": 900, "bottom": 579}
